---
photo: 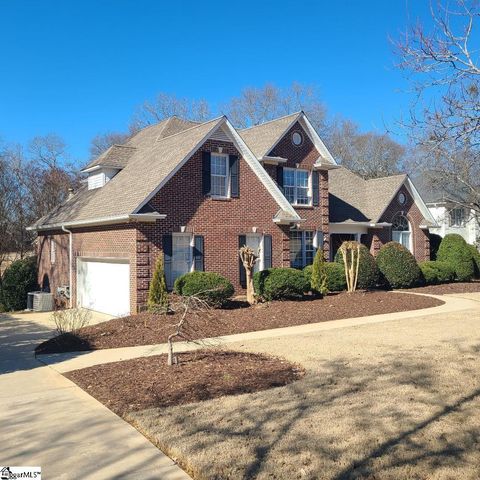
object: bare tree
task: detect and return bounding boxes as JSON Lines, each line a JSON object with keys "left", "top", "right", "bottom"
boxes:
{"left": 393, "top": 0, "right": 480, "bottom": 222}
{"left": 89, "top": 131, "right": 131, "bottom": 158}
{"left": 166, "top": 294, "right": 218, "bottom": 366}
{"left": 326, "top": 117, "right": 405, "bottom": 179}
{"left": 130, "top": 92, "right": 211, "bottom": 131}
{"left": 222, "top": 82, "right": 327, "bottom": 132}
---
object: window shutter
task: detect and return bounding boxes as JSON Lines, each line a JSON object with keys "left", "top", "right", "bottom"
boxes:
{"left": 263, "top": 234, "right": 272, "bottom": 269}
{"left": 229, "top": 155, "right": 239, "bottom": 198}
{"left": 193, "top": 235, "right": 204, "bottom": 271}
{"left": 163, "top": 234, "right": 173, "bottom": 289}
{"left": 239, "top": 235, "right": 246, "bottom": 288}
{"left": 276, "top": 165, "right": 284, "bottom": 191}
{"left": 312, "top": 170, "right": 320, "bottom": 206}
{"left": 202, "top": 151, "right": 211, "bottom": 195}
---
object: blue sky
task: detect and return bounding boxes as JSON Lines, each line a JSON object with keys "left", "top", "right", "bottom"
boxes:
{"left": 0, "top": 0, "right": 432, "bottom": 163}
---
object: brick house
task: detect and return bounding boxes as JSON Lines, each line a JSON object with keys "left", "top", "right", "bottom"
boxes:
{"left": 29, "top": 112, "right": 436, "bottom": 316}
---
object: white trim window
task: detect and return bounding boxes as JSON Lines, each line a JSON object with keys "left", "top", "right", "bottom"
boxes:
{"left": 283, "top": 168, "right": 310, "bottom": 206}
{"left": 392, "top": 214, "right": 412, "bottom": 252}
{"left": 171, "top": 234, "right": 194, "bottom": 285}
{"left": 449, "top": 207, "right": 466, "bottom": 227}
{"left": 211, "top": 153, "right": 229, "bottom": 198}
{"left": 50, "top": 239, "right": 56, "bottom": 265}
{"left": 289, "top": 230, "right": 316, "bottom": 268}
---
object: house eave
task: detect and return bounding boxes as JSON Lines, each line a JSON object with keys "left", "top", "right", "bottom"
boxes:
{"left": 329, "top": 221, "right": 392, "bottom": 228}
{"left": 260, "top": 155, "right": 288, "bottom": 165}
{"left": 27, "top": 213, "right": 166, "bottom": 232}
{"left": 313, "top": 162, "right": 341, "bottom": 171}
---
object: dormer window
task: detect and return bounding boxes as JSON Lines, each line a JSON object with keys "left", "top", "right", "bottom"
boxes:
{"left": 283, "top": 168, "right": 310, "bottom": 205}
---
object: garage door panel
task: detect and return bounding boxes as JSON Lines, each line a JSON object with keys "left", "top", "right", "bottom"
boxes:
{"left": 77, "top": 259, "right": 130, "bottom": 316}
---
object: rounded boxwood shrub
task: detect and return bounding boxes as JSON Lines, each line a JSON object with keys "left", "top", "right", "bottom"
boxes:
{"left": 334, "top": 242, "right": 379, "bottom": 289}
{"left": 419, "top": 261, "right": 455, "bottom": 285}
{"left": 254, "top": 267, "right": 309, "bottom": 301}
{"left": 376, "top": 242, "right": 423, "bottom": 289}
{"left": 437, "top": 234, "right": 475, "bottom": 281}
{"left": 174, "top": 271, "right": 234, "bottom": 307}
{"left": 304, "top": 263, "right": 347, "bottom": 292}
{"left": 1, "top": 256, "right": 38, "bottom": 311}
{"left": 468, "top": 244, "right": 480, "bottom": 279}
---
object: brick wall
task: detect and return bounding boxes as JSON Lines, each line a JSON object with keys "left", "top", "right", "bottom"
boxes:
{"left": 38, "top": 224, "right": 137, "bottom": 312}
{"left": 364, "top": 185, "right": 430, "bottom": 261}
{"left": 265, "top": 121, "right": 330, "bottom": 258}
{"left": 135, "top": 138, "right": 291, "bottom": 309}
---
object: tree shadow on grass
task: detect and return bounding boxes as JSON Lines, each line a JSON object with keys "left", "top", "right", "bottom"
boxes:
{"left": 129, "top": 343, "right": 480, "bottom": 479}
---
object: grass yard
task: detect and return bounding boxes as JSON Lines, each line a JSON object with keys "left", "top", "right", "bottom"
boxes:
{"left": 124, "top": 303, "right": 480, "bottom": 480}
{"left": 36, "top": 291, "right": 442, "bottom": 354}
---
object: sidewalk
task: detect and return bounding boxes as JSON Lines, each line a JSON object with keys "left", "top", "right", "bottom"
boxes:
{"left": 0, "top": 312, "right": 191, "bottom": 480}
{"left": 38, "top": 292, "right": 477, "bottom": 373}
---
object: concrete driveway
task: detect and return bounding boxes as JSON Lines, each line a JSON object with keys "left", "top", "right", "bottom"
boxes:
{"left": 0, "top": 310, "right": 190, "bottom": 480}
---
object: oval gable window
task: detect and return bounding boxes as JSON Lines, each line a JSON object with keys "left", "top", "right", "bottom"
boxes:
{"left": 398, "top": 192, "right": 406, "bottom": 205}
{"left": 292, "top": 132, "right": 303, "bottom": 146}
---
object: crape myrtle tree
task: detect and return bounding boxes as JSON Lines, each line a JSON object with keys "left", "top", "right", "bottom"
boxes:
{"left": 394, "top": 0, "right": 480, "bottom": 236}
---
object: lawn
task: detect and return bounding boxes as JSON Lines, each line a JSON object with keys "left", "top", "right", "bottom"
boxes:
{"left": 36, "top": 291, "right": 442, "bottom": 354}
{"left": 123, "top": 304, "right": 480, "bottom": 479}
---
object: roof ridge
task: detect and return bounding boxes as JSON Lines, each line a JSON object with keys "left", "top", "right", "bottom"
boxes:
{"left": 240, "top": 111, "right": 302, "bottom": 131}
{"left": 153, "top": 116, "right": 225, "bottom": 143}
{"left": 366, "top": 173, "right": 407, "bottom": 182}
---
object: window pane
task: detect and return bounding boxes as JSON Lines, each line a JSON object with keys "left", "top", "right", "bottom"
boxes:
{"left": 296, "top": 170, "right": 308, "bottom": 187}
{"left": 211, "top": 175, "right": 226, "bottom": 196}
{"left": 284, "top": 186, "right": 295, "bottom": 203}
{"left": 172, "top": 236, "right": 192, "bottom": 284}
{"left": 296, "top": 187, "right": 309, "bottom": 205}
{"left": 283, "top": 169, "right": 295, "bottom": 187}
{"left": 211, "top": 155, "right": 227, "bottom": 175}
{"left": 305, "top": 231, "right": 315, "bottom": 266}
{"left": 400, "top": 232, "right": 411, "bottom": 250}
{"left": 246, "top": 234, "right": 261, "bottom": 273}
{"left": 289, "top": 231, "right": 303, "bottom": 268}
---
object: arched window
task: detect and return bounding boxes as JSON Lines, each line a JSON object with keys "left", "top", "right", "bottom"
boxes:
{"left": 392, "top": 214, "right": 412, "bottom": 252}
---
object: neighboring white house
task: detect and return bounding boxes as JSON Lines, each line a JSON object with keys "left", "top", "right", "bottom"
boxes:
{"left": 414, "top": 177, "right": 479, "bottom": 246}
{"left": 427, "top": 203, "right": 478, "bottom": 245}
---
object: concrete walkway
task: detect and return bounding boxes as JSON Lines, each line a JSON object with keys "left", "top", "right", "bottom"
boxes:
{"left": 0, "top": 311, "right": 191, "bottom": 480}
{"left": 39, "top": 292, "right": 478, "bottom": 373}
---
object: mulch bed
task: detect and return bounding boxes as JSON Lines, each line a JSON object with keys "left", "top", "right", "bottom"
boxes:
{"left": 406, "top": 281, "right": 480, "bottom": 295}
{"left": 36, "top": 291, "right": 443, "bottom": 355}
{"left": 65, "top": 350, "right": 305, "bottom": 415}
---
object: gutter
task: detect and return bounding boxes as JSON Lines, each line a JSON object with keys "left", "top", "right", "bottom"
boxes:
{"left": 329, "top": 222, "right": 392, "bottom": 228}
{"left": 61, "top": 225, "right": 73, "bottom": 309}
{"left": 27, "top": 213, "right": 166, "bottom": 232}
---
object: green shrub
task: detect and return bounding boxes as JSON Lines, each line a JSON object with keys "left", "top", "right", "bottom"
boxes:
{"left": 1, "top": 256, "right": 38, "bottom": 311}
{"left": 254, "top": 268, "right": 309, "bottom": 301}
{"left": 304, "top": 263, "right": 347, "bottom": 292}
{"left": 468, "top": 244, "right": 480, "bottom": 279}
{"left": 437, "top": 234, "right": 475, "bottom": 281}
{"left": 376, "top": 242, "right": 423, "bottom": 288}
{"left": 174, "top": 271, "right": 234, "bottom": 307}
{"left": 334, "top": 242, "right": 379, "bottom": 289}
{"left": 419, "top": 261, "right": 455, "bottom": 285}
{"left": 310, "top": 248, "right": 328, "bottom": 295}
{"left": 147, "top": 256, "right": 169, "bottom": 313}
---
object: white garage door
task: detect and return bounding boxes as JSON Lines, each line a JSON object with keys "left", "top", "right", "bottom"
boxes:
{"left": 77, "top": 258, "right": 130, "bottom": 316}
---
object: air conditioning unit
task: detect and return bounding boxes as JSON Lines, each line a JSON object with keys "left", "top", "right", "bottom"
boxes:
{"left": 27, "top": 292, "right": 54, "bottom": 312}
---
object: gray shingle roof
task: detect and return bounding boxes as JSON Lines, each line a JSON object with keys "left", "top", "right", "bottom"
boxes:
{"left": 329, "top": 167, "right": 407, "bottom": 223}
{"left": 239, "top": 112, "right": 301, "bottom": 158}
{"left": 32, "top": 118, "right": 224, "bottom": 228}
{"left": 83, "top": 144, "right": 137, "bottom": 171}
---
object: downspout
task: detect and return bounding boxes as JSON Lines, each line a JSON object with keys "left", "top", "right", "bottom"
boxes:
{"left": 61, "top": 225, "right": 73, "bottom": 308}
